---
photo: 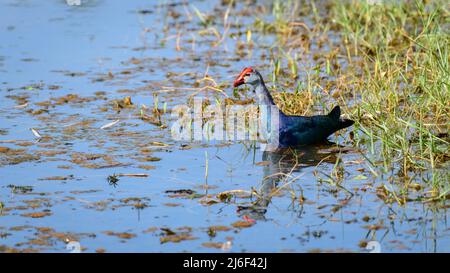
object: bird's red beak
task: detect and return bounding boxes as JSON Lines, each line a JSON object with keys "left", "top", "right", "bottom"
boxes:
{"left": 233, "top": 67, "right": 253, "bottom": 87}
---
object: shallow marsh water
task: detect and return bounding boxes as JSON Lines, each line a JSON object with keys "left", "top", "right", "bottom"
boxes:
{"left": 0, "top": 0, "right": 448, "bottom": 253}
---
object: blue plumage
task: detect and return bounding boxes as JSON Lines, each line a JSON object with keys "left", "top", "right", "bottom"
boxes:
{"left": 234, "top": 67, "right": 354, "bottom": 147}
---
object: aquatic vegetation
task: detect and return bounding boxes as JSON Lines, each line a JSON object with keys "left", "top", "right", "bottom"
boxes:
{"left": 330, "top": 0, "right": 449, "bottom": 200}
{"left": 0, "top": 0, "right": 447, "bottom": 253}
{"left": 159, "top": 227, "right": 197, "bottom": 244}
{"left": 7, "top": 185, "right": 33, "bottom": 194}
{"left": 21, "top": 212, "right": 52, "bottom": 218}
{"left": 103, "top": 231, "right": 136, "bottom": 240}
{"left": 107, "top": 174, "right": 119, "bottom": 187}
{"left": 242, "top": 0, "right": 449, "bottom": 203}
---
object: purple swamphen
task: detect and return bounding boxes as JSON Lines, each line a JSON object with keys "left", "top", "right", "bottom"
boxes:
{"left": 233, "top": 67, "right": 354, "bottom": 147}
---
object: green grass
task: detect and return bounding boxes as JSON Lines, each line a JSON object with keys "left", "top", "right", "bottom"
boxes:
{"left": 332, "top": 0, "right": 449, "bottom": 194}
{"left": 249, "top": 0, "right": 449, "bottom": 202}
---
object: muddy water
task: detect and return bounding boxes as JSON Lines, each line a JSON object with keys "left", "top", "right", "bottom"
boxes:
{"left": 0, "top": 0, "right": 448, "bottom": 253}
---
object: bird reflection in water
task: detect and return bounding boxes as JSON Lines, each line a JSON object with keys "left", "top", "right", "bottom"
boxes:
{"left": 237, "top": 143, "right": 351, "bottom": 221}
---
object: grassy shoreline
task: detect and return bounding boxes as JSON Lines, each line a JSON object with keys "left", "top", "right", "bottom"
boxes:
{"left": 235, "top": 0, "right": 449, "bottom": 202}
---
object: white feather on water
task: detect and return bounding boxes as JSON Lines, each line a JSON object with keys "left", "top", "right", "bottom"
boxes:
{"left": 100, "top": 119, "right": 120, "bottom": 130}
{"left": 30, "top": 128, "right": 42, "bottom": 138}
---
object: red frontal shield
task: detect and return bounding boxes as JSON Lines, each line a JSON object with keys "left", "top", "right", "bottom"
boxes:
{"left": 233, "top": 67, "right": 253, "bottom": 87}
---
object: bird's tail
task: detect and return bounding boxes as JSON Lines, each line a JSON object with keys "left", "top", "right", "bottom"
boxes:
{"left": 328, "top": 106, "right": 354, "bottom": 130}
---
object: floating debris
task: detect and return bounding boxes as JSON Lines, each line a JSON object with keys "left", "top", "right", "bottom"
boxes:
{"left": 202, "top": 242, "right": 224, "bottom": 249}
{"left": 231, "top": 220, "right": 254, "bottom": 229}
{"left": 112, "top": 96, "right": 134, "bottom": 110}
{"left": 163, "top": 203, "right": 182, "bottom": 207}
{"left": 115, "top": 173, "right": 149, "bottom": 178}
{"left": 14, "top": 103, "right": 28, "bottom": 109}
{"left": 107, "top": 175, "right": 119, "bottom": 187}
{"left": 7, "top": 185, "right": 33, "bottom": 194}
{"left": 199, "top": 197, "right": 220, "bottom": 206}
{"left": 103, "top": 231, "right": 136, "bottom": 239}
{"left": 38, "top": 175, "right": 74, "bottom": 181}
{"left": 148, "top": 141, "right": 170, "bottom": 147}
{"left": 30, "top": 128, "right": 42, "bottom": 138}
{"left": 159, "top": 227, "right": 197, "bottom": 244}
{"left": 221, "top": 241, "right": 232, "bottom": 252}
{"left": 165, "top": 189, "right": 194, "bottom": 195}
{"left": 21, "top": 211, "right": 52, "bottom": 218}
{"left": 208, "top": 225, "right": 231, "bottom": 232}
{"left": 100, "top": 119, "right": 120, "bottom": 130}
